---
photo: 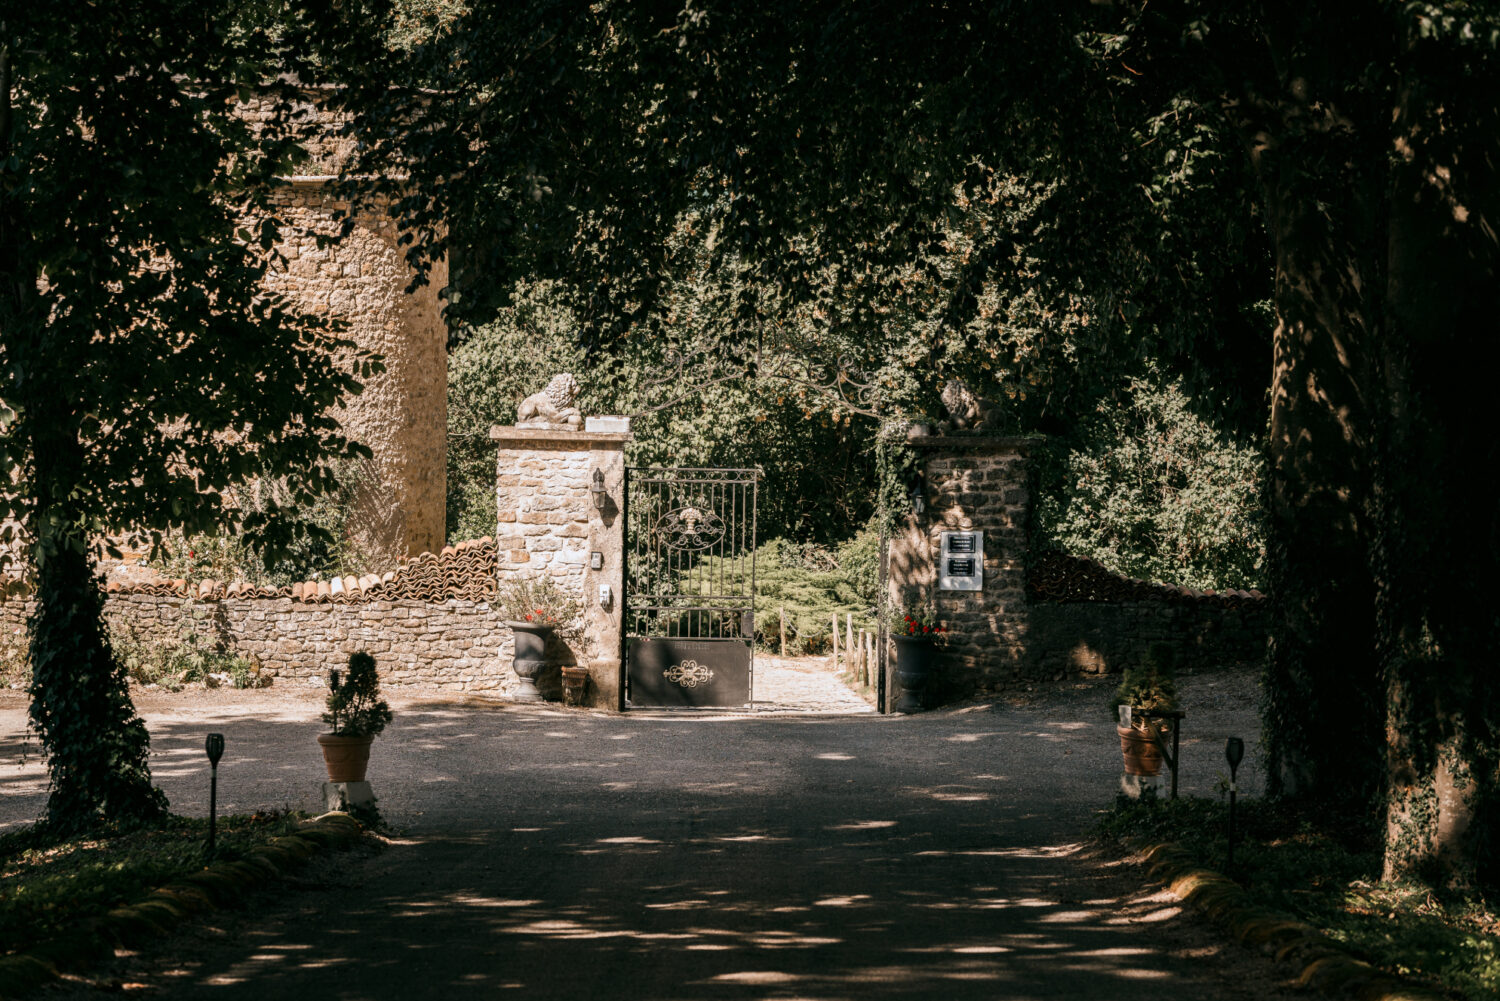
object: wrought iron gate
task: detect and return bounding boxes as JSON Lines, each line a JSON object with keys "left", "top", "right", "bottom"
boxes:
{"left": 624, "top": 467, "right": 759, "bottom": 708}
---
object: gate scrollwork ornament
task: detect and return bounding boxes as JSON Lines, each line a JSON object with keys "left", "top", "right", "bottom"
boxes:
{"left": 655, "top": 504, "right": 726, "bottom": 551}
{"left": 664, "top": 660, "right": 715, "bottom": 688}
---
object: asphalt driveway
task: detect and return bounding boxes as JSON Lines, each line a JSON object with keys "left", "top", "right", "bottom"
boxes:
{"left": 0, "top": 668, "right": 1293, "bottom": 1000}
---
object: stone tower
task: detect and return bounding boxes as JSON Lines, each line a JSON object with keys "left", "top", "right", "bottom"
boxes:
{"left": 256, "top": 95, "right": 448, "bottom": 558}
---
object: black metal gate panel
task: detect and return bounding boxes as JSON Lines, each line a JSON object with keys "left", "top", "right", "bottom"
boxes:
{"left": 625, "top": 467, "right": 758, "bottom": 709}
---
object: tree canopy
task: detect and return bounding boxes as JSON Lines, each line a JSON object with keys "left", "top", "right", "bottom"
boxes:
{"left": 343, "top": 0, "right": 1499, "bottom": 889}
{"left": 5, "top": 0, "right": 1495, "bottom": 889}
{"left": 0, "top": 1, "right": 377, "bottom": 831}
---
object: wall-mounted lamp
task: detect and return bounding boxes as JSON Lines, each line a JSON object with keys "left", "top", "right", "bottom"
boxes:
{"left": 590, "top": 468, "right": 608, "bottom": 511}
{"left": 908, "top": 479, "right": 925, "bottom": 515}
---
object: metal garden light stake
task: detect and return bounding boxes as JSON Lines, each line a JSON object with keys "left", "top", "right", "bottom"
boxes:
{"left": 205, "top": 733, "right": 225, "bottom": 855}
{"left": 1225, "top": 736, "right": 1245, "bottom": 871}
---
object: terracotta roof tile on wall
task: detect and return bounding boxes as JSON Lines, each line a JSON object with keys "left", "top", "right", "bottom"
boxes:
{"left": 1027, "top": 550, "right": 1265, "bottom": 606}
{"left": 106, "top": 538, "right": 498, "bottom": 604}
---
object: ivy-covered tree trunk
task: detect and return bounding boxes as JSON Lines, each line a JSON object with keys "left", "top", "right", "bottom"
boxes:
{"left": 1248, "top": 130, "right": 1386, "bottom": 809}
{"left": 1374, "top": 68, "right": 1500, "bottom": 888}
{"left": 25, "top": 449, "right": 166, "bottom": 833}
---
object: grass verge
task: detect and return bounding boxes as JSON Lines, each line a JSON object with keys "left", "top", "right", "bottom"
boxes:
{"left": 1097, "top": 796, "right": 1499, "bottom": 1001}
{"left": 0, "top": 811, "right": 339, "bottom": 964}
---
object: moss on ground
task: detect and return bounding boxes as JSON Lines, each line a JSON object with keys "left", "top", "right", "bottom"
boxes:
{"left": 0, "top": 810, "right": 367, "bottom": 996}
{"left": 1098, "top": 796, "right": 1499, "bottom": 1001}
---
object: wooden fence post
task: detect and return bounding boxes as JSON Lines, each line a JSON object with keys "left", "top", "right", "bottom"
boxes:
{"left": 831, "top": 613, "right": 840, "bottom": 671}
{"left": 779, "top": 606, "right": 786, "bottom": 657}
{"left": 846, "top": 614, "right": 855, "bottom": 676}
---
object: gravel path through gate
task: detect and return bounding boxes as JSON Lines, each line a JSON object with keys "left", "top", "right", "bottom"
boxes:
{"left": 750, "top": 655, "right": 876, "bottom": 714}
{"left": 0, "top": 667, "right": 1296, "bottom": 1000}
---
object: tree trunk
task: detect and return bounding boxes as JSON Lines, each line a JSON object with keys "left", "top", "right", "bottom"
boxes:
{"left": 2, "top": 56, "right": 164, "bottom": 832}
{"left": 24, "top": 441, "right": 167, "bottom": 833}
{"left": 1249, "top": 121, "right": 1386, "bottom": 809}
{"left": 1376, "top": 69, "right": 1500, "bottom": 888}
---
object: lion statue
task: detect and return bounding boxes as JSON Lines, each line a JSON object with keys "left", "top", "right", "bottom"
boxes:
{"left": 938, "top": 377, "right": 1004, "bottom": 432}
{"left": 516, "top": 373, "right": 584, "bottom": 430}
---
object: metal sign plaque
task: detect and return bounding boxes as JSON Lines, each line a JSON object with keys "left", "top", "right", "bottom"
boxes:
{"left": 938, "top": 531, "right": 984, "bottom": 591}
{"left": 627, "top": 637, "right": 750, "bottom": 708}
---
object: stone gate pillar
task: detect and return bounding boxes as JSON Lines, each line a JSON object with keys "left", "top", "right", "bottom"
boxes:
{"left": 489, "top": 416, "right": 632, "bottom": 710}
{"left": 887, "top": 433, "right": 1040, "bottom": 700}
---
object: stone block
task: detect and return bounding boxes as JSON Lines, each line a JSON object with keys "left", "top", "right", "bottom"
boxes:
{"left": 323, "top": 781, "right": 375, "bottom": 811}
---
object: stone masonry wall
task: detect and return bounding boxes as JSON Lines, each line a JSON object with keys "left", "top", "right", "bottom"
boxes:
{"left": 495, "top": 445, "right": 593, "bottom": 592}
{"left": 491, "top": 426, "right": 631, "bottom": 709}
{"left": 247, "top": 92, "right": 448, "bottom": 558}
{"left": 0, "top": 595, "right": 513, "bottom": 693}
{"left": 889, "top": 436, "right": 1036, "bottom": 699}
{"left": 890, "top": 433, "right": 1269, "bottom": 703}
{"left": 1024, "top": 599, "right": 1267, "bottom": 680}
{"left": 1025, "top": 550, "right": 1268, "bottom": 678}
{"left": 0, "top": 540, "right": 524, "bottom": 695}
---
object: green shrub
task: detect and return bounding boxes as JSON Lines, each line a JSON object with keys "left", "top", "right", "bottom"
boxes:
{"left": 112, "top": 625, "right": 263, "bottom": 691}
{"left": 323, "top": 652, "right": 392, "bottom": 738}
{"left": 834, "top": 523, "right": 881, "bottom": 606}
{"left": 1111, "top": 643, "right": 1179, "bottom": 721}
{"left": 689, "top": 534, "right": 879, "bottom": 654}
{"left": 1036, "top": 372, "right": 1266, "bottom": 590}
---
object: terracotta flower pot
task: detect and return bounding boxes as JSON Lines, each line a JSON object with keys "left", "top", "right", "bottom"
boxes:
{"left": 561, "top": 665, "right": 589, "bottom": 707}
{"left": 1117, "top": 724, "right": 1164, "bottom": 777}
{"left": 318, "top": 733, "right": 375, "bottom": 783}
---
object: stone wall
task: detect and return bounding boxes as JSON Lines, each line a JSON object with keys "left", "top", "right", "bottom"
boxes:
{"left": 889, "top": 435, "right": 1038, "bottom": 698}
{"left": 490, "top": 425, "right": 631, "bottom": 709}
{"left": 495, "top": 440, "right": 594, "bottom": 590}
{"left": 0, "top": 540, "right": 528, "bottom": 695}
{"left": 257, "top": 87, "right": 448, "bottom": 558}
{"left": 1025, "top": 550, "right": 1268, "bottom": 678}
{"left": 1026, "top": 600, "right": 1267, "bottom": 680}
{"left": 0, "top": 595, "right": 511, "bottom": 693}
{"left": 890, "top": 432, "right": 1269, "bottom": 704}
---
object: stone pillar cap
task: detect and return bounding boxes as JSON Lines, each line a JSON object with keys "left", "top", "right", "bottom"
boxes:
{"left": 488, "top": 425, "right": 633, "bottom": 445}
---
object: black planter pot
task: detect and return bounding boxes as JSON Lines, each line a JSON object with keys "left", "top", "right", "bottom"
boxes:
{"left": 507, "top": 621, "right": 554, "bottom": 702}
{"left": 893, "top": 634, "right": 939, "bottom": 712}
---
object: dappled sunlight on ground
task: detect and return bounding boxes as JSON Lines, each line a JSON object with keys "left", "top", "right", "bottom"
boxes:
{"left": 100, "top": 825, "right": 1257, "bottom": 1000}
{"left": 6, "top": 666, "right": 1297, "bottom": 1000}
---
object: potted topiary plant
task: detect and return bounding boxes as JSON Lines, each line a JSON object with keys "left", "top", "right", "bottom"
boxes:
{"left": 1113, "top": 643, "right": 1180, "bottom": 778}
{"left": 892, "top": 604, "right": 948, "bottom": 712}
{"left": 496, "top": 577, "right": 583, "bottom": 702}
{"left": 318, "top": 651, "right": 393, "bottom": 783}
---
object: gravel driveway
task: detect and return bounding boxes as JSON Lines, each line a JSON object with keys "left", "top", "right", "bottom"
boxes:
{"left": 0, "top": 664, "right": 1293, "bottom": 1000}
